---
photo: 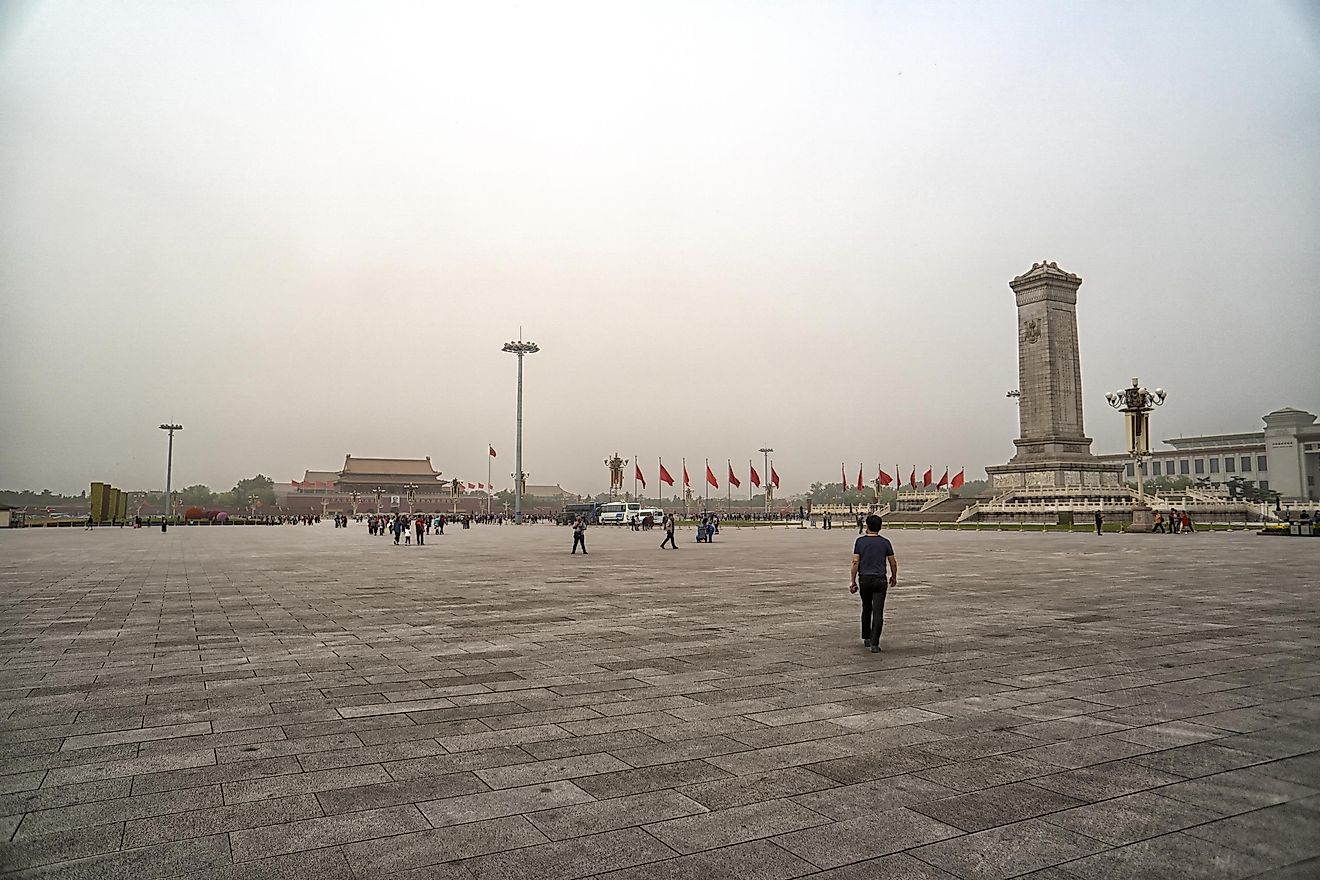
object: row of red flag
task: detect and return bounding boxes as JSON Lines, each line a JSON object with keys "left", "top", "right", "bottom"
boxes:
{"left": 291, "top": 480, "right": 336, "bottom": 490}
{"left": 640, "top": 461, "right": 780, "bottom": 491}
{"left": 849, "top": 464, "right": 966, "bottom": 491}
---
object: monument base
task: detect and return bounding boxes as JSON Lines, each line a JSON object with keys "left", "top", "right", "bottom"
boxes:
{"left": 984, "top": 461, "right": 1125, "bottom": 490}
{"left": 1126, "top": 505, "right": 1155, "bottom": 533}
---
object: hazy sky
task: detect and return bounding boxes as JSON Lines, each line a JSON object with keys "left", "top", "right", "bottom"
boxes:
{"left": 2, "top": 0, "right": 1318, "bottom": 497}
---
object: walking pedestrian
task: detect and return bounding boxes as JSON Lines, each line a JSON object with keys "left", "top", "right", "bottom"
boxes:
{"left": 1153, "top": 511, "right": 1165, "bottom": 533}
{"left": 660, "top": 513, "right": 677, "bottom": 549}
{"left": 571, "top": 516, "right": 587, "bottom": 554}
{"left": 849, "top": 514, "right": 897, "bottom": 653}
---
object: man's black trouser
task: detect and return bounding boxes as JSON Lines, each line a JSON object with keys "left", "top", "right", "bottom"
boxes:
{"left": 660, "top": 531, "right": 676, "bottom": 548}
{"left": 859, "top": 574, "right": 889, "bottom": 643}
{"left": 572, "top": 533, "right": 586, "bottom": 553}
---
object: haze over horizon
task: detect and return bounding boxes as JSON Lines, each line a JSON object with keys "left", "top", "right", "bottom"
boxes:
{"left": 2, "top": 1, "right": 1318, "bottom": 497}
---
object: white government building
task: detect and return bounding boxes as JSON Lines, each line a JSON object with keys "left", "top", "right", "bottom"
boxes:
{"left": 1096, "top": 407, "right": 1320, "bottom": 502}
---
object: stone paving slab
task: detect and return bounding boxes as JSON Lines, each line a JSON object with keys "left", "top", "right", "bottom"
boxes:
{"left": 0, "top": 524, "right": 1317, "bottom": 878}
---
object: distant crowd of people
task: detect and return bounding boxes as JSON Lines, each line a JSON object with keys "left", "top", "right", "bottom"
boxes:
{"left": 358, "top": 511, "right": 560, "bottom": 545}
{"left": 1153, "top": 508, "right": 1195, "bottom": 533}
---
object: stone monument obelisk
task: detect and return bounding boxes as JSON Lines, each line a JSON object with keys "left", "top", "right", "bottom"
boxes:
{"left": 986, "top": 261, "right": 1124, "bottom": 491}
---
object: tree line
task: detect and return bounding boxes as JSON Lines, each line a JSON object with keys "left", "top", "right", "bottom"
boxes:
{"left": 1, "top": 475, "right": 279, "bottom": 513}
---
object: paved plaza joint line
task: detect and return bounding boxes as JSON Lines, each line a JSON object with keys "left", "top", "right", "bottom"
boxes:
{"left": 0, "top": 524, "right": 1317, "bottom": 879}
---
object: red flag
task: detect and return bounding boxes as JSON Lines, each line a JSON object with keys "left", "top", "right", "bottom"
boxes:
{"left": 489, "top": 446, "right": 497, "bottom": 457}
{"left": 749, "top": 465, "right": 761, "bottom": 488}
{"left": 705, "top": 465, "right": 718, "bottom": 488}
{"left": 856, "top": 465, "right": 864, "bottom": 491}
{"left": 909, "top": 467, "right": 917, "bottom": 488}
{"left": 922, "top": 468, "right": 933, "bottom": 487}
{"left": 477, "top": 483, "right": 485, "bottom": 490}
{"left": 659, "top": 463, "right": 675, "bottom": 486}
{"left": 841, "top": 463, "right": 847, "bottom": 489}
{"left": 937, "top": 468, "right": 949, "bottom": 489}
{"left": 728, "top": 464, "right": 741, "bottom": 489}
{"left": 467, "top": 482, "right": 476, "bottom": 489}
{"left": 770, "top": 466, "right": 780, "bottom": 489}
{"left": 683, "top": 464, "right": 690, "bottom": 488}
{"left": 878, "top": 467, "right": 893, "bottom": 487}
{"left": 635, "top": 463, "right": 646, "bottom": 489}
{"left": 290, "top": 480, "right": 298, "bottom": 489}
{"left": 951, "top": 469, "right": 965, "bottom": 490}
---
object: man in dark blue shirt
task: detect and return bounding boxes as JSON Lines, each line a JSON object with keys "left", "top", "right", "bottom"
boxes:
{"left": 850, "top": 514, "right": 897, "bottom": 653}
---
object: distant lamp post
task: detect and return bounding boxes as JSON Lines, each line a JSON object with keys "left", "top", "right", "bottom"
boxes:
{"left": 403, "top": 483, "right": 418, "bottom": 514}
{"left": 350, "top": 491, "right": 361, "bottom": 516}
{"left": 373, "top": 486, "right": 385, "bottom": 514}
{"left": 159, "top": 423, "right": 182, "bottom": 532}
{"left": 502, "top": 337, "right": 540, "bottom": 524}
{"left": 1106, "top": 378, "right": 1167, "bottom": 531}
{"left": 758, "top": 447, "right": 774, "bottom": 517}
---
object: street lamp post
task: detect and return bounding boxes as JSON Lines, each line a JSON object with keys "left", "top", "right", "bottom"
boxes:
{"left": 403, "top": 483, "right": 418, "bottom": 514}
{"left": 1106, "top": 378, "right": 1167, "bottom": 532}
{"left": 758, "top": 446, "right": 773, "bottom": 518}
{"left": 350, "top": 492, "right": 360, "bottom": 516}
{"left": 159, "top": 423, "right": 182, "bottom": 532}
{"left": 373, "top": 486, "right": 384, "bottom": 514}
{"left": 502, "top": 338, "right": 540, "bottom": 524}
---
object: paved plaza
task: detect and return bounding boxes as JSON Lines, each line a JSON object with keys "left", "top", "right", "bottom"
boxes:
{"left": 0, "top": 523, "right": 1317, "bottom": 879}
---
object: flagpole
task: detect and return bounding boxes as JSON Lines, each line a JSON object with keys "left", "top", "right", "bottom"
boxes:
{"left": 633, "top": 453, "right": 638, "bottom": 504}
{"left": 748, "top": 459, "right": 753, "bottom": 506}
{"left": 726, "top": 460, "right": 731, "bottom": 514}
{"left": 682, "top": 457, "right": 688, "bottom": 519}
{"left": 704, "top": 458, "right": 709, "bottom": 511}
{"left": 487, "top": 446, "right": 492, "bottom": 516}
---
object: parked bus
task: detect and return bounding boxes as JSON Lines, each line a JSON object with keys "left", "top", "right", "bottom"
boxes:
{"left": 597, "top": 501, "right": 642, "bottom": 524}
{"left": 559, "top": 502, "right": 602, "bottom": 525}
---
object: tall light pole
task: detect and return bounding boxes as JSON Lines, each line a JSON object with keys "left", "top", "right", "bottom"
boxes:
{"left": 159, "top": 423, "right": 182, "bottom": 532}
{"left": 758, "top": 446, "right": 774, "bottom": 518}
{"left": 502, "top": 338, "right": 540, "bottom": 524}
{"left": 1106, "top": 378, "right": 1167, "bottom": 531}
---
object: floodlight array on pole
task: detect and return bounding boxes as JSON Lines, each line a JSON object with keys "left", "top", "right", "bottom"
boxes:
{"left": 502, "top": 338, "right": 540, "bottom": 524}
{"left": 1105, "top": 378, "right": 1167, "bottom": 503}
{"left": 159, "top": 423, "right": 182, "bottom": 532}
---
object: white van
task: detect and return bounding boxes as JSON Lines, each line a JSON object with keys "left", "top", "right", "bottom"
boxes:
{"left": 598, "top": 501, "right": 642, "bottom": 524}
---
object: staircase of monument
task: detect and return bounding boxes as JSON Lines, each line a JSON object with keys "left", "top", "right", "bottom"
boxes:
{"left": 886, "top": 496, "right": 981, "bottom": 522}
